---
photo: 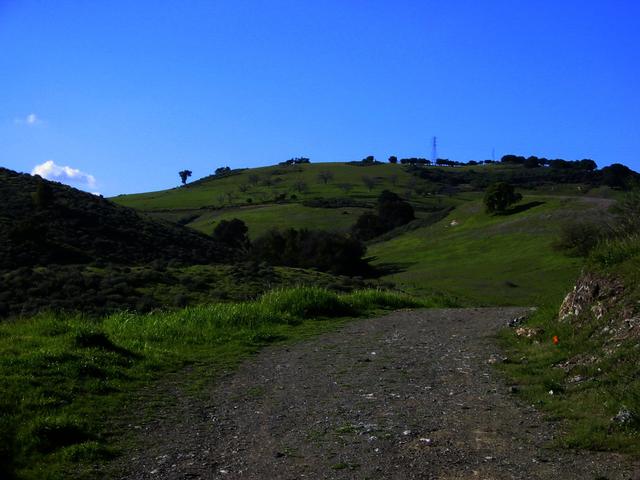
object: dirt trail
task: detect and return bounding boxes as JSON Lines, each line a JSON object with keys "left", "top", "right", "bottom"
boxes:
{"left": 118, "top": 308, "right": 637, "bottom": 479}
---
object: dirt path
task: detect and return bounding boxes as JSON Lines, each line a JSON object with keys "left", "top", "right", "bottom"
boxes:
{"left": 118, "top": 308, "right": 637, "bottom": 479}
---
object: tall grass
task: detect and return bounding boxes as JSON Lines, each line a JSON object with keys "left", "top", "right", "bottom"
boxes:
{"left": 589, "top": 233, "right": 640, "bottom": 267}
{"left": 0, "top": 287, "right": 433, "bottom": 479}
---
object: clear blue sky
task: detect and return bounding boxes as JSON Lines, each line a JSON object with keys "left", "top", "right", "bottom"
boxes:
{"left": 1, "top": 0, "right": 639, "bottom": 196}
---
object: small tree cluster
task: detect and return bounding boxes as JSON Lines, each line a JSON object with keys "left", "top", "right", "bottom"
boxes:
{"left": 253, "top": 228, "right": 368, "bottom": 275}
{"left": 483, "top": 182, "right": 522, "bottom": 214}
{"left": 280, "top": 157, "right": 310, "bottom": 166}
{"left": 352, "top": 190, "right": 415, "bottom": 240}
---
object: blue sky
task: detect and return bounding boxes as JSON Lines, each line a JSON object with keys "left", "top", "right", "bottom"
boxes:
{"left": 1, "top": 0, "right": 639, "bottom": 196}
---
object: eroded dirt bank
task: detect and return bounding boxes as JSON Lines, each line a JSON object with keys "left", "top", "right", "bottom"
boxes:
{"left": 117, "top": 308, "right": 637, "bottom": 479}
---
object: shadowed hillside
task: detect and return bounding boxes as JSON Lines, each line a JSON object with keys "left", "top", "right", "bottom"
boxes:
{"left": 0, "top": 168, "right": 229, "bottom": 269}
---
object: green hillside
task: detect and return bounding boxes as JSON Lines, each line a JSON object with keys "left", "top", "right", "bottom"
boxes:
{"left": 369, "top": 194, "right": 611, "bottom": 305}
{"left": 113, "top": 161, "right": 618, "bottom": 306}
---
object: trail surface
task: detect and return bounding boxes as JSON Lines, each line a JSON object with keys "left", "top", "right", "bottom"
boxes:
{"left": 119, "top": 308, "right": 637, "bottom": 479}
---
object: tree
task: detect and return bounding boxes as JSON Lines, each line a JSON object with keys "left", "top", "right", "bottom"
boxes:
{"left": 212, "top": 218, "right": 249, "bottom": 249}
{"left": 483, "top": 182, "right": 522, "bottom": 214}
{"left": 317, "top": 171, "right": 334, "bottom": 184}
{"left": 377, "top": 190, "right": 415, "bottom": 228}
{"left": 352, "top": 190, "right": 415, "bottom": 240}
{"left": 179, "top": 170, "right": 192, "bottom": 185}
{"left": 388, "top": 156, "right": 398, "bottom": 164}
{"left": 601, "top": 163, "right": 636, "bottom": 189}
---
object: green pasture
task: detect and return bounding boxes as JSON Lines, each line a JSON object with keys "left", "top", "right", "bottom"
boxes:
{"left": 369, "top": 195, "right": 610, "bottom": 306}
{"left": 187, "top": 203, "right": 372, "bottom": 238}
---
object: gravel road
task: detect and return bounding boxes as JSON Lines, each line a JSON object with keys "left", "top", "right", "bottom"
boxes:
{"left": 118, "top": 308, "right": 638, "bottom": 479}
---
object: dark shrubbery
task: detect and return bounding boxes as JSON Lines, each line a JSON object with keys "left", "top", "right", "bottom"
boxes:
{"left": 352, "top": 190, "right": 415, "bottom": 240}
{"left": 483, "top": 182, "right": 522, "bottom": 214}
{"left": 212, "top": 218, "right": 250, "bottom": 249}
{"left": 252, "top": 228, "right": 369, "bottom": 276}
{"left": 302, "top": 198, "right": 370, "bottom": 209}
{"left": 553, "top": 222, "right": 608, "bottom": 257}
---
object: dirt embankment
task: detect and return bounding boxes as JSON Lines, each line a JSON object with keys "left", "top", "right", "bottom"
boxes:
{"left": 116, "top": 308, "right": 637, "bottom": 479}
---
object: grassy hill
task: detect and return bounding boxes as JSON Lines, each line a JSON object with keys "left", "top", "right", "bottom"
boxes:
{"left": 368, "top": 194, "right": 613, "bottom": 305}
{"left": 113, "top": 161, "right": 618, "bottom": 306}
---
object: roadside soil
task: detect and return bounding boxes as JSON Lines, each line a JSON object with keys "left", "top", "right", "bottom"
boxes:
{"left": 115, "top": 308, "right": 638, "bottom": 479}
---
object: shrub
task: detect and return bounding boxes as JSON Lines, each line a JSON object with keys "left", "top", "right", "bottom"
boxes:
{"left": 483, "top": 182, "right": 522, "bottom": 213}
{"left": 253, "top": 228, "right": 369, "bottom": 276}
{"left": 554, "top": 222, "right": 608, "bottom": 257}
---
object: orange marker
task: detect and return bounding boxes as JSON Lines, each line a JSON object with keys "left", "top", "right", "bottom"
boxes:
{"left": 552, "top": 335, "right": 559, "bottom": 345}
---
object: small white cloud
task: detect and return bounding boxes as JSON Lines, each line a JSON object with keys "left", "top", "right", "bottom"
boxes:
{"left": 32, "top": 160, "right": 97, "bottom": 188}
{"left": 15, "top": 113, "right": 42, "bottom": 126}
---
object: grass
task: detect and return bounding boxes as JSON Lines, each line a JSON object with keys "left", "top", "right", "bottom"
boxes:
{"left": 497, "top": 232, "right": 640, "bottom": 455}
{"left": 497, "top": 306, "right": 640, "bottom": 455}
{"left": 0, "top": 287, "right": 437, "bottom": 479}
{"left": 112, "top": 162, "right": 419, "bottom": 211}
{"left": 368, "top": 195, "right": 608, "bottom": 306}
{"left": 187, "top": 203, "right": 372, "bottom": 238}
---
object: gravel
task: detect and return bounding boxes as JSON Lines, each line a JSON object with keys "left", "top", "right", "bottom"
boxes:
{"left": 115, "top": 308, "right": 638, "bottom": 479}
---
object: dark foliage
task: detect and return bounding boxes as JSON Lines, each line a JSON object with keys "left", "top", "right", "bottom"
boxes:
{"left": 178, "top": 170, "right": 192, "bottom": 184}
{"left": 212, "top": 218, "right": 250, "bottom": 249}
{"left": 352, "top": 190, "right": 415, "bottom": 240}
{"left": 388, "top": 156, "right": 398, "bottom": 164}
{"left": 410, "top": 161, "right": 631, "bottom": 190}
{"left": 252, "top": 228, "right": 369, "bottom": 276}
{"left": 483, "top": 182, "right": 522, "bottom": 214}
{"left": 302, "top": 198, "right": 371, "bottom": 209}
{"left": 601, "top": 163, "right": 639, "bottom": 189}
{"left": 553, "top": 222, "right": 608, "bottom": 257}
{"left": 279, "top": 157, "right": 310, "bottom": 166}
{"left": 347, "top": 156, "right": 383, "bottom": 166}
{"left": 215, "top": 166, "right": 232, "bottom": 176}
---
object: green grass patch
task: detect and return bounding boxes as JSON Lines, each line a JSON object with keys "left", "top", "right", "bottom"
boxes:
{"left": 497, "top": 305, "right": 640, "bottom": 455}
{"left": 0, "top": 287, "right": 436, "bottom": 479}
{"left": 368, "top": 195, "right": 602, "bottom": 306}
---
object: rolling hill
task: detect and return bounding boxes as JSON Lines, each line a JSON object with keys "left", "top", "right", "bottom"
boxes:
{"left": 112, "top": 160, "right": 622, "bottom": 305}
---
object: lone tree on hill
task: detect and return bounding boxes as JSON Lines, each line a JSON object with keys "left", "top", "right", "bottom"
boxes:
{"left": 179, "top": 170, "right": 192, "bottom": 185}
{"left": 388, "top": 156, "right": 398, "bottom": 164}
{"left": 483, "top": 182, "right": 522, "bottom": 214}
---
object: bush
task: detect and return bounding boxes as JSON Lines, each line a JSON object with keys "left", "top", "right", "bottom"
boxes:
{"left": 253, "top": 228, "right": 369, "bottom": 276}
{"left": 352, "top": 190, "right": 414, "bottom": 240}
{"left": 483, "top": 182, "right": 522, "bottom": 213}
{"left": 554, "top": 222, "right": 608, "bottom": 257}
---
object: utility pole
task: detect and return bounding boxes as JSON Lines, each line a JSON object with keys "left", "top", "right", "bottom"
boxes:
{"left": 431, "top": 136, "right": 437, "bottom": 164}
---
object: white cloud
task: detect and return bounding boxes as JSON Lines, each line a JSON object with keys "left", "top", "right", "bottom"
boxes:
{"left": 32, "top": 160, "right": 97, "bottom": 188}
{"left": 15, "top": 113, "right": 42, "bottom": 126}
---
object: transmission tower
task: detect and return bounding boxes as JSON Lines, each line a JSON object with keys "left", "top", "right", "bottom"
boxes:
{"left": 431, "top": 136, "right": 437, "bottom": 164}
